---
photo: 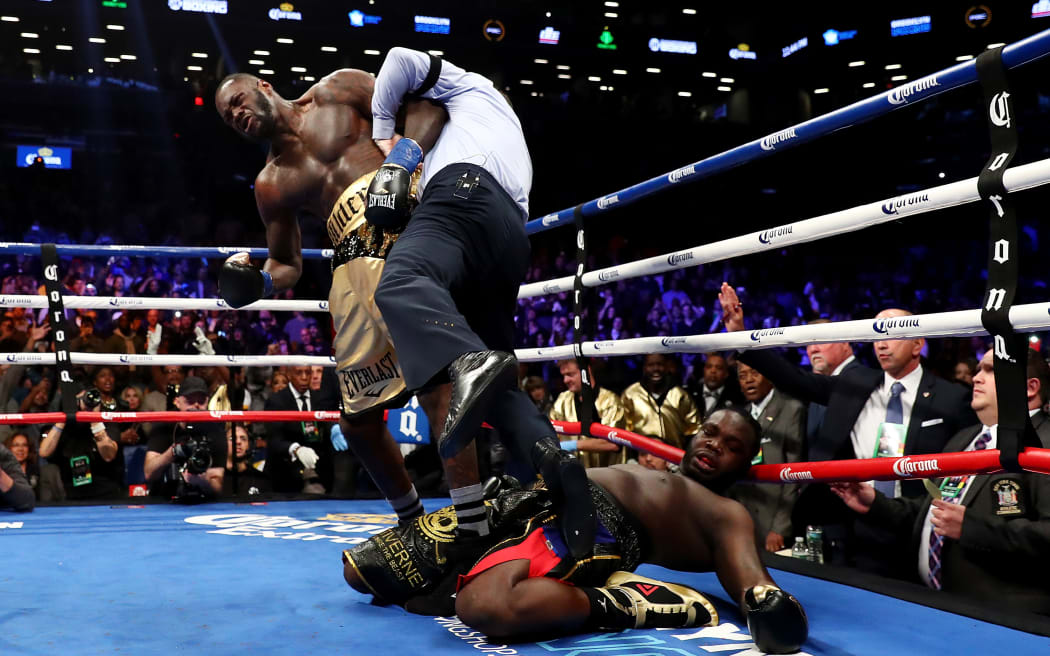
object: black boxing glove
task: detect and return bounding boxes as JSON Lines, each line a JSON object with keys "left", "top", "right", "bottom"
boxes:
{"left": 219, "top": 252, "right": 273, "bottom": 309}
{"left": 365, "top": 138, "right": 422, "bottom": 228}
{"left": 744, "top": 585, "right": 808, "bottom": 655}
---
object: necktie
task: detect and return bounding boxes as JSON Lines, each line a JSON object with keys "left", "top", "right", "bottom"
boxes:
{"left": 874, "top": 382, "right": 906, "bottom": 496}
{"left": 298, "top": 392, "right": 310, "bottom": 412}
{"left": 927, "top": 430, "right": 992, "bottom": 590}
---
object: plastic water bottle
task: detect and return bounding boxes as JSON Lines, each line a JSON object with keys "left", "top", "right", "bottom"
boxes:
{"left": 806, "top": 525, "right": 824, "bottom": 564}
{"left": 791, "top": 537, "right": 809, "bottom": 560}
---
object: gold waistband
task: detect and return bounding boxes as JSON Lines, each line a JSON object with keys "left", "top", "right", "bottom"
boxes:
{"left": 326, "top": 171, "right": 377, "bottom": 247}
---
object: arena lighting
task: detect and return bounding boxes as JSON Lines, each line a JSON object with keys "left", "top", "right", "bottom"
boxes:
{"left": 20, "top": 32, "right": 39, "bottom": 38}
{"left": 55, "top": 44, "right": 72, "bottom": 50}
{"left": 612, "top": 69, "right": 627, "bottom": 75}
{"left": 268, "top": 3, "right": 302, "bottom": 21}
{"left": 822, "top": 29, "right": 858, "bottom": 45}
{"left": 106, "top": 24, "right": 124, "bottom": 30}
{"left": 290, "top": 66, "right": 306, "bottom": 72}
{"left": 538, "top": 26, "right": 560, "bottom": 44}
{"left": 885, "top": 63, "right": 902, "bottom": 70}
{"left": 363, "top": 49, "right": 381, "bottom": 55}
{"left": 782, "top": 37, "right": 808, "bottom": 58}
{"left": 701, "top": 71, "right": 716, "bottom": 77}
{"left": 1, "top": 16, "right": 20, "bottom": 22}
{"left": 604, "top": 1, "right": 619, "bottom": 6}
{"left": 191, "top": 52, "right": 207, "bottom": 58}
{"left": 890, "top": 75, "right": 908, "bottom": 81}
{"left": 604, "top": 12, "right": 618, "bottom": 18}
{"left": 720, "top": 77, "right": 734, "bottom": 83}
{"left": 23, "top": 48, "right": 40, "bottom": 54}
{"left": 557, "top": 73, "right": 570, "bottom": 79}
{"left": 253, "top": 49, "right": 270, "bottom": 55}
{"left": 276, "top": 37, "right": 293, "bottom": 44}
{"left": 248, "top": 59, "right": 264, "bottom": 65}
{"left": 683, "top": 8, "right": 696, "bottom": 14}
{"left": 956, "top": 54, "right": 974, "bottom": 61}
{"left": 987, "top": 42, "right": 1006, "bottom": 48}
{"left": 814, "top": 88, "right": 830, "bottom": 94}
{"left": 168, "top": 0, "right": 228, "bottom": 14}
{"left": 587, "top": 75, "right": 600, "bottom": 81}
{"left": 104, "top": 57, "right": 120, "bottom": 62}
{"left": 321, "top": 46, "right": 337, "bottom": 52}
{"left": 848, "top": 60, "right": 865, "bottom": 67}
{"left": 427, "top": 50, "right": 443, "bottom": 56}
{"left": 89, "top": 37, "right": 106, "bottom": 43}
{"left": 599, "top": 85, "right": 608, "bottom": 90}
{"left": 717, "top": 85, "right": 732, "bottom": 91}
{"left": 519, "top": 80, "right": 533, "bottom": 85}
{"left": 120, "top": 54, "right": 136, "bottom": 60}
{"left": 1035, "top": 0, "right": 1050, "bottom": 19}
{"left": 303, "top": 75, "right": 315, "bottom": 81}
{"left": 414, "top": 15, "right": 451, "bottom": 34}
{"left": 534, "top": 58, "right": 548, "bottom": 64}
{"left": 649, "top": 38, "right": 698, "bottom": 54}
{"left": 259, "top": 68, "right": 274, "bottom": 74}
{"left": 646, "top": 67, "right": 660, "bottom": 73}
{"left": 556, "top": 64, "right": 570, "bottom": 70}
{"left": 187, "top": 65, "right": 202, "bottom": 71}
{"left": 17, "top": 145, "right": 71, "bottom": 169}
{"left": 862, "top": 82, "right": 876, "bottom": 88}
{"left": 677, "top": 91, "right": 692, "bottom": 97}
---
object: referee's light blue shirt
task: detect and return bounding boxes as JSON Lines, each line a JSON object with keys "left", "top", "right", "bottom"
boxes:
{"left": 371, "top": 47, "right": 532, "bottom": 220}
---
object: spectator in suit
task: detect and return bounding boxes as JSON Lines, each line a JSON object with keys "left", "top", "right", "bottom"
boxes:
{"left": 548, "top": 359, "right": 627, "bottom": 468}
{"left": 804, "top": 318, "right": 859, "bottom": 446}
{"left": 727, "top": 362, "right": 806, "bottom": 552}
{"left": 719, "top": 282, "right": 975, "bottom": 574}
{"left": 832, "top": 349, "right": 1050, "bottom": 614}
{"left": 691, "top": 353, "right": 743, "bottom": 419}
{"left": 621, "top": 353, "right": 701, "bottom": 453}
{"left": 265, "top": 365, "right": 336, "bottom": 494}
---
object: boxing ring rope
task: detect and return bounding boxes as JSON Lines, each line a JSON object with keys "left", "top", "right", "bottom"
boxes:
{"left": 3, "top": 408, "right": 1047, "bottom": 481}
{"left": 0, "top": 294, "right": 331, "bottom": 313}
{"left": 518, "top": 157, "right": 1050, "bottom": 299}
{"left": 0, "top": 243, "right": 335, "bottom": 260}
{"left": 523, "top": 29, "right": 1050, "bottom": 235}
{"left": 3, "top": 300, "right": 1050, "bottom": 367}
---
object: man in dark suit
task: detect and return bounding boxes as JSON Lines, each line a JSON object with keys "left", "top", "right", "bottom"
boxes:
{"left": 690, "top": 353, "right": 744, "bottom": 419}
{"left": 832, "top": 349, "right": 1050, "bottom": 614}
{"left": 803, "top": 318, "right": 861, "bottom": 446}
{"left": 719, "top": 283, "right": 976, "bottom": 574}
{"left": 727, "top": 361, "right": 806, "bottom": 553}
{"left": 265, "top": 365, "right": 338, "bottom": 494}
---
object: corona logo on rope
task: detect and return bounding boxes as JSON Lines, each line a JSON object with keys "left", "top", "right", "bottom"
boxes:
{"left": 668, "top": 164, "right": 696, "bottom": 183}
{"left": 661, "top": 336, "right": 687, "bottom": 347}
{"left": 321, "top": 249, "right": 334, "bottom": 258}
{"left": 887, "top": 75, "right": 942, "bottom": 105}
{"left": 318, "top": 301, "right": 330, "bottom": 311}
{"left": 750, "top": 328, "right": 786, "bottom": 342}
{"left": 873, "top": 316, "right": 921, "bottom": 334}
{"left": 881, "top": 192, "right": 930, "bottom": 216}
{"left": 541, "top": 283, "right": 562, "bottom": 294}
{"left": 667, "top": 251, "right": 694, "bottom": 266}
{"left": 44, "top": 264, "right": 58, "bottom": 281}
{"left": 541, "top": 214, "right": 559, "bottom": 226}
{"left": 592, "top": 340, "right": 616, "bottom": 351}
{"left": 101, "top": 412, "right": 138, "bottom": 421}
{"left": 892, "top": 457, "right": 940, "bottom": 476}
{"left": 779, "top": 467, "right": 814, "bottom": 481}
{"left": 596, "top": 194, "right": 619, "bottom": 209}
{"left": 597, "top": 268, "right": 619, "bottom": 282}
{"left": 758, "top": 225, "right": 793, "bottom": 245}
{"left": 211, "top": 410, "right": 244, "bottom": 418}
{"left": 759, "top": 128, "right": 797, "bottom": 151}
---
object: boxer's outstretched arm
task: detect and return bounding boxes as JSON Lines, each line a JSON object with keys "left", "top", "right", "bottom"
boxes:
{"left": 709, "top": 499, "right": 777, "bottom": 607}
{"left": 255, "top": 180, "right": 303, "bottom": 290}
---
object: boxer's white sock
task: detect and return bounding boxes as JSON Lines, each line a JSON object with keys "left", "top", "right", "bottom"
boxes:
{"left": 389, "top": 486, "right": 424, "bottom": 524}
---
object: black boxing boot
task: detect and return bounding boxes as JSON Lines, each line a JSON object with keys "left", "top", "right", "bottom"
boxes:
{"left": 531, "top": 437, "right": 595, "bottom": 560}
{"left": 438, "top": 351, "right": 517, "bottom": 459}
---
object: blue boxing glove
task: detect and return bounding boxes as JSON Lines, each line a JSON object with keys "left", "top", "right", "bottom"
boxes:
{"left": 219, "top": 252, "right": 273, "bottom": 309}
{"left": 330, "top": 423, "right": 348, "bottom": 452}
{"left": 365, "top": 138, "right": 422, "bottom": 228}
{"left": 744, "top": 585, "right": 807, "bottom": 655}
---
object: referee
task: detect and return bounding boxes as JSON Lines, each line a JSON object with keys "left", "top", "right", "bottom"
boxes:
{"left": 366, "top": 47, "right": 594, "bottom": 557}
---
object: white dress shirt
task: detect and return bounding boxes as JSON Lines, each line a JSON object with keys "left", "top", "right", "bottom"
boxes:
{"left": 851, "top": 364, "right": 924, "bottom": 460}
{"left": 702, "top": 385, "right": 724, "bottom": 414}
{"left": 289, "top": 386, "right": 311, "bottom": 411}
{"left": 371, "top": 47, "right": 532, "bottom": 219}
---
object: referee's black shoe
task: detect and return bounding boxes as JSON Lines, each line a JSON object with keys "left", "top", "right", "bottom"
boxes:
{"left": 438, "top": 350, "right": 517, "bottom": 459}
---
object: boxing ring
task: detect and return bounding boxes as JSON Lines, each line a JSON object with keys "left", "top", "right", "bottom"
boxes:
{"left": 6, "top": 28, "right": 1050, "bottom": 655}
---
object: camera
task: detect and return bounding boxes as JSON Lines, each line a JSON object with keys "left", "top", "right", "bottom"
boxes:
{"left": 172, "top": 425, "right": 212, "bottom": 475}
{"left": 81, "top": 387, "right": 101, "bottom": 409}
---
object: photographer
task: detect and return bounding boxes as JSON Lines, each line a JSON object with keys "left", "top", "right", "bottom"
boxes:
{"left": 38, "top": 384, "right": 123, "bottom": 500}
{"left": 143, "top": 376, "right": 226, "bottom": 502}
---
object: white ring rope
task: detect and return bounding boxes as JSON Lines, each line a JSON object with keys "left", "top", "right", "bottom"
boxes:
{"left": 4, "top": 302, "right": 1048, "bottom": 367}
{"left": 0, "top": 295, "right": 329, "bottom": 313}
{"left": 514, "top": 302, "right": 1050, "bottom": 363}
{"left": 518, "top": 157, "right": 1050, "bottom": 299}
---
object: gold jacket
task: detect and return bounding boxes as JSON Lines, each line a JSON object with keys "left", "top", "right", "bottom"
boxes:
{"left": 620, "top": 382, "right": 701, "bottom": 450}
{"left": 549, "top": 387, "right": 627, "bottom": 468}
